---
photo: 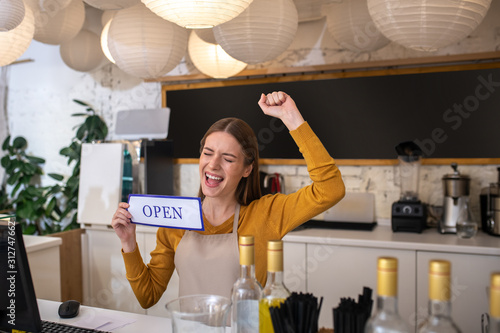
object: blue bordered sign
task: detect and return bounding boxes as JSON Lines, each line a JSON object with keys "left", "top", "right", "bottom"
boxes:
{"left": 128, "top": 194, "right": 204, "bottom": 231}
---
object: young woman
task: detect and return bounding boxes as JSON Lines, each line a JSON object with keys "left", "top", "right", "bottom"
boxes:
{"left": 111, "top": 91, "right": 345, "bottom": 308}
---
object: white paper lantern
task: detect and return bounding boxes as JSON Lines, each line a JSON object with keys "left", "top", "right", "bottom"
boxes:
{"left": 141, "top": 0, "right": 254, "bottom": 29}
{"left": 367, "top": 0, "right": 492, "bottom": 52}
{"left": 323, "top": 0, "right": 390, "bottom": 53}
{"left": 293, "top": 0, "right": 329, "bottom": 23}
{"left": 60, "top": 29, "right": 104, "bottom": 72}
{"left": 213, "top": 0, "right": 298, "bottom": 64}
{"left": 0, "top": 0, "right": 25, "bottom": 32}
{"left": 101, "top": 10, "right": 117, "bottom": 26}
{"left": 0, "top": 5, "right": 34, "bottom": 66}
{"left": 188, "top": 30, "right": 246, "bottom": 79}
{"left": 84, "top": 0, "right": 140, "bottom": 10}
{"left": 107, "top": 3, "right": 188, "bottom": 79}
{"left": 100, "top": 19, "right": 115, "bottom": 64}
{"left": 24, "top": 0, "right": 73, "bottom": 28}
{"left": 34, "top": 0, "right": 85, "bottom": 45}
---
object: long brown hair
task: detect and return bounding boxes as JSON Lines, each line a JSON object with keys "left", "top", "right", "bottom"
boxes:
{"left": 198, "top": 117, "right": 261, "bottom": 205}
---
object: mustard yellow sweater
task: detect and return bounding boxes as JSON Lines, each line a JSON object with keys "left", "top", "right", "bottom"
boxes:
{"left": 122, "top": 122, "right": 345, "bottom": 308}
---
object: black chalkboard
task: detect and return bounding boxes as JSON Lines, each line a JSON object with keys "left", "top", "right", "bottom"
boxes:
{"left": 165, "top": 67, "right": 500, "bottom": 159}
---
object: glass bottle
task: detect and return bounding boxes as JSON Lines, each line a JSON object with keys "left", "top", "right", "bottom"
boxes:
{"left": 456, "top": 197, "right": 478, "bottom": 239}
{"left": 418, "top": 260, "right": 462, "bottom": 333}
{"left": 259, "top": 240, "right": 291, "bottom": 333}
{"left": 485, "top": 272, "right": 500, "bottom": 333}
{"left": 364, "top": 257, "right": 410, "bottom": 333}
{"left": 231, "top": 235, "right": 262, "bottom": 333}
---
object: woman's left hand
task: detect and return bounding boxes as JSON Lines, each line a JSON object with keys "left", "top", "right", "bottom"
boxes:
{"left": 258, "top": 91, "right": 305, "bottom": 131}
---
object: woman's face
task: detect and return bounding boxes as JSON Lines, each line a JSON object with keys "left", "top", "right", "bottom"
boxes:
{"left": 199, "top": 131, "right": 253, "bottom": 201}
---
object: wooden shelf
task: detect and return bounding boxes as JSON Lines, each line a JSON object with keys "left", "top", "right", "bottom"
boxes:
{"left": 173, "top": 158, "right": 500, "bottom": 166}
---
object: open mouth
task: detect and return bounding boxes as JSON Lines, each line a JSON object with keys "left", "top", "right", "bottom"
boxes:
{"left": 205, "top": 172, "right": 223, "bottom": 186}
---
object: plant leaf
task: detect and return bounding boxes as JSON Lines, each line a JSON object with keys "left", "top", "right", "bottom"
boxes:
{"left": 48, "top": 173, "right": 64, "bottom": 181}
{"left": 12, "top": 137, "right": 27, "bottom": 149}
{"left": 2, "top": 135, "right": 11, "bottom": 150}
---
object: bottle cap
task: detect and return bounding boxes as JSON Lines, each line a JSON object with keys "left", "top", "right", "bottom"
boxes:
{"left": 377, "top": 257, "right": 398, "bottom": 297}
{"left": 267, "top": 240, "right": 283, "bottom": 272}
{"left": 491, "top": 272, "right": 500, "bottom": 318}
{"left": 239, "top": 235, "right": 255, "bottom": 266}
{"left": 428, "top": 260, "right": 451, "bottom": 301}
{"left": 239, "top": 235, "right": 254, "bottom": 246}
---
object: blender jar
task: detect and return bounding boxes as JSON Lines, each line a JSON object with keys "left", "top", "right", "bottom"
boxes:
{"left": 398, "top": 154, "right": 421, "bottom": 202}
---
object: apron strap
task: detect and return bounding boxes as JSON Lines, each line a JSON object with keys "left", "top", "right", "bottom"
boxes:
{"left": 233, "top": 203, "right": 240, "bottom": 234}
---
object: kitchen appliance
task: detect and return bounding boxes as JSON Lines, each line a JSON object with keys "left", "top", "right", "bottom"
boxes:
{"left": 391, "top": 141, "right": 427, "bottom": 233}
{"left": 486, "top": 196, "right": 500, "bottom": 236}
{"left": 440, "top": 163, "right": 470, "bottom": 234}
{"left": 480, "top": 167, "right": 500, "bottom": 235}
{"left": 303, "top": 192, "right": 377, "bottom": 230}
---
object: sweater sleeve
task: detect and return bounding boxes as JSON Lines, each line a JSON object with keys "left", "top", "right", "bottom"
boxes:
{"left": 259, "top": 121, "right": 345, "bottom": 236}
{"left": 121, "top": 228, "right": 178, "bottom": 308}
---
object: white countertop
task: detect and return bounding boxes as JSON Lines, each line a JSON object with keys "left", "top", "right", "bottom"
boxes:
{"left": 24, "top": 235, "right": 62, "bottom": 253}
{"left": 283, "top": 225, "right": 500, "bottom": 256}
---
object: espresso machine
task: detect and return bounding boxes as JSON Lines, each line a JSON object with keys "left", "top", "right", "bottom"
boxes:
{"left": 440, "top": 163, "right": 470, "bottom": 234}
{"left": 391, "top": 142, "right": 427, "bottom": 233}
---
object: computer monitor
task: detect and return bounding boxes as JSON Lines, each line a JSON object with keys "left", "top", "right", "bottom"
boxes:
{"left": 0, "top": 215, "right": 43, "bottom": 333}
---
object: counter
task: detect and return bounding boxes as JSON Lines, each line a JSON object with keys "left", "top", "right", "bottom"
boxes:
{"left": 283, "top": 224, "right": 500, "bottom": 255}
{"left": 282, "top": 225, "right": 500, "bottom": 331}
{"left": 24, "top": 235, "right": 62, "bottom": 301}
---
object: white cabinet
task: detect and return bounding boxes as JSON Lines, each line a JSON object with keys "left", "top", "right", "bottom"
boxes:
{"left": 83, "top": 227, "right": 180, "bottom": 317}
{"left": 283, "top": 226, "right": 500, "bottom": 331}
{"left": 83, "top": 228, "right": 146, "bottom": 314}
{"left": 302, "top": 244, "right": 416, "bottom": 330}
{"left": 24, "top": 235, "right": 62, "bottom": 302}
{"left": 416, "top": 251, "right": 500, "bottom": 333}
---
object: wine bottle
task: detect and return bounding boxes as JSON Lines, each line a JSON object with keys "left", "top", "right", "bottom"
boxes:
{"left": 486, "top": 272, "right": 500, "bottom": 333}
{"left": 417, "top": 260, "right": 462, "bottom": 333}
{"left": 259, "top": 240, "right": 291, "bottom": 333}
{"left": 364, "top": 257, "right": 410, "bottom": 333}
{"left": 231, "top": 235, "right": 262, "bottom": 333}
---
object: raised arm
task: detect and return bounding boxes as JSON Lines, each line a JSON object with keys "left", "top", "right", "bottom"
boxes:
{"left": 258, "top": 91, "right": 305, "bottom": 131}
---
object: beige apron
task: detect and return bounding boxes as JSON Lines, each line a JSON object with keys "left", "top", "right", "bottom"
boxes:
{"left": 175, "top": 204, "right": 240, "bottom": 299}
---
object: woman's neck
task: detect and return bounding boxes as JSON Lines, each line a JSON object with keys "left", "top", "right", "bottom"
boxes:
{"left": 202, "top": 198, "right": 238, "bottom": 227}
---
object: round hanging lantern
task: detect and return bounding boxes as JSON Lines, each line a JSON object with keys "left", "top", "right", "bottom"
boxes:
{"left": 188, "top": 30, "right": 247, "bottom": 79}
{"left": 323, "top": 0, "right": 390, "bottom": 53}
{"left": 0, "top": 0, "right": 25, "bottom": 32}
{"left": 60, "top": 29, "right": 104, "bottom": 72}
{"left": 141, "top": 0, "right": 254, "bottom": 29}
{"left": 213, "top": 0, "right": 298, "bottom": 65}
{"left": 194, "top": 28, "right": 217, "bottom": 44}
{"left": 23, "top": 0, "right": 72, "bottom": 28}
{"left": 34, "top": 0, "right": 85, "bottom": 45}
{"left": 367, "top": 0, "right": 492, "bottom": 52}
{"left": 107, "top": 3, "right": 188, "bottom": 79}
{"left": 101, "top": 10, "right": 116, "bottom": 26}
{"left": 0, "top": 5, "right": 34, "bottom": 66}
{"left": 293, "top": 0, "right": 327, "bottom": 23}
{"left": 84, "top": 0, "right": 140, "bottom": 10}
{"left": 100, "top": 19, "right": 115, "bottom": 64}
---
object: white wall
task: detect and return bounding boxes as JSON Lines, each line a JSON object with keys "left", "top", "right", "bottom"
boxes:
{"left": 5, "top": 2, "right": 500, "bottom": 221}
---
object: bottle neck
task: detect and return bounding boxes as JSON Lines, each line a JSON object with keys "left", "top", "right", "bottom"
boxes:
{"left": 376, "top": 295, "right": 399, "bottom": 314}
{"left": 240, "top": 264, "right": 256, "bottom": 279}
{"left": 266, "top": 270, "right": 285, "bottom": 286}
{"left": 428, "top": 299, "right": 452, "bottom": 317}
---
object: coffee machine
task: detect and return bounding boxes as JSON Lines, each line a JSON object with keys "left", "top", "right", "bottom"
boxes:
{"left": 391, "top": 142, "right": 427, "bottom": 233}
{"left": 440, "top": 163, "right": 470, "bottom": 234}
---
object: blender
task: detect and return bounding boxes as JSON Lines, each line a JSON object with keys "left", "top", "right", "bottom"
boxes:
{"left": 391, "top": 141, "right": 427, "bottom": 233}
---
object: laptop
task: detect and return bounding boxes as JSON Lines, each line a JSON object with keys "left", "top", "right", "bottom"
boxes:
{"left": 0, "top": 215, "right": 108, "bottom": 333}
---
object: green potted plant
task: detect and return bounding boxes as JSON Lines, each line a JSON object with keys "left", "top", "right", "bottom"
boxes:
{"left": 0, "top": 136, "right": 64, "bottom": 234}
